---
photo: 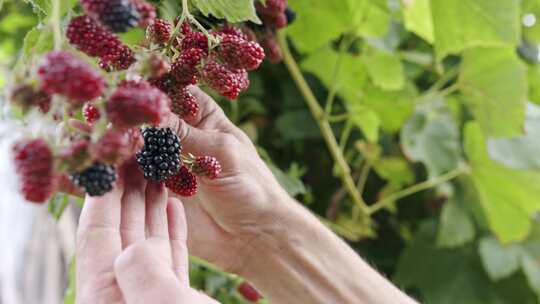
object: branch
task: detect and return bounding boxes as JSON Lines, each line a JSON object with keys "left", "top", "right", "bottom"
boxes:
{"left": 368, "top": 166, "right": 469, "bottom": 214}
{"left": 51, "top": 0, "right": 61, "bottom": 51}
{"left": 278, "top": 32, "right": 370, "bottom": 221}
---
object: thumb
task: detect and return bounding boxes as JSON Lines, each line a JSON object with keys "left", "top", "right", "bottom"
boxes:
{"left": 114, "top": 240, "right": 183, "bottom": 304}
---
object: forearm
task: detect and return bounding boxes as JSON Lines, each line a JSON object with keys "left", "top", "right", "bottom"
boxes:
{"left": 240, "top": 197, "right": 417, "bottom": 304}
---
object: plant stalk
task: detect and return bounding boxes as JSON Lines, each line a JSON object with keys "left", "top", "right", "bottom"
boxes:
{"left": 368, "top": 166, "right": 469, "bottom": 214}
{"left": 278, "top": 32, "right": 370, "bottom": 219}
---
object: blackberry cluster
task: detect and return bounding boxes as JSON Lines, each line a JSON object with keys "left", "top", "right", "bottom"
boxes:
{"left": 71, "top": 163, "right": 117, "bottom": 197}
{"left": 136, "top": 127, "right": 182, "bottom": 181}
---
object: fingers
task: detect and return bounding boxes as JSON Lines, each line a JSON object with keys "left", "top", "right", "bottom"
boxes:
{"left": 145, "top": 181, "right": 169, "bottom": 239}
{"left": 114, "top": 240, "right": 184, "bottom": 304}
{"left": 162, "top": 86, "right": 254, "bottom": 148}
{"left": 167, "top": 199, "right": 189, "bottom": 283}
{"left": 120, "top": 159, "right": 147, "bottom": 248}
{"left": 77, "top": 178, "right": 123, "bottom": 295}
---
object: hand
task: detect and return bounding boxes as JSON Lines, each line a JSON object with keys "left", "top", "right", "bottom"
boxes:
{"left": 76, "top": 160, "right": 218, "bottom": 304}
{"left": 162, "top": 87, "right": 292, "bottom": 275}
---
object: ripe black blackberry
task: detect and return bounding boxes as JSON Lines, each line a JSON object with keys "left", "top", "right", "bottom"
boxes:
{"left": 71, "top": 163, "right": 117, "bottom": 196}
{"left": 99, "top": 0, "right": 141, "bottom": 33}
{"left": 136, "top": 127, "right": 182, "bottom": 181}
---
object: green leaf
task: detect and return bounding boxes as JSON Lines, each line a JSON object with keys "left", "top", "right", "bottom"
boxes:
{"left": 301, "top": 46, "right": 367, "bottom": 105}
{"left": 353, "top": 0, "right": 390, "bottom": 38}
{"left": 348, "top": 105, "right": 380, "bottom": 143}
{"left": 479, "top": 236, "right": 521, "bottom": 280}
{"left": 362, "top": 82, "right": 417, "bottom": 133}
{"left": 21, "top": 26, "right": 53, "bottom": 62}
{"left": 363, "top": 45, "right": 405, "bottom": 91}
{"left": 395, "top": 220, "right": 538, "bottom": 304}
{"left": 402, "top": 0, "right": 434, "bottom": 43}
{"left": 401, "top": 100, "right": 462, "bottom": 179}
{"left": 190, "top": 0, "right": 260, "bottom": 23}
{"left": 431, "top": 0, "right": 520, "bottom": 58}
{"left": 464, "top": 122, "right": 540, "bottom": 242}
{"left": 521, "top": 254, "right": 540, "bottom": 297}
{"left": 48, "top": 193, "right": 70, "bottom": 220}
{"left": 276, "top": 110, "right": 320, "bottom": 140}
{"left": 158, "top": 0, "right": 181, "bottom": 21}
{"left": 487, "top": 103, "right": 540, "bottom": 170}
{"left": 437, "top": 200, "right": 476, "bottom": 248}
{"left": 372, "top": 157, "right": 414, "bottom": 188}
{"left": 459, "top": 47, "right": 527, "bottom": 138}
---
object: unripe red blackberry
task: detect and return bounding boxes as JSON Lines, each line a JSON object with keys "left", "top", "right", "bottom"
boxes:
{"left": 90, "top": 128, "right": 143, "bottom": 165}
{"left": 201, "top": 59, "right": 249, "bottom": 100}
{"left": 171, "top": 48, "right": 205, "bottom": 86}
{"left": 147, "top": 18, "right": 172, "bottom": 44}
{"left": 260, "top": 32, "right": 283, "bottom": 64}
{"left": 71, "top": 162, "right": 117, "bottom": 196}
{"left": 148, "top": 73, "right": 176, "bottom": 93}
{"left": 38, "top": 51, "right": 106, "bottom": 104}
{"left": 67, "top": 15, "right": 136, "bottom": 71}
{"left": 13, "top": 139, "right": 56, "bottom": 203}
{"left": 165, "top": 165, "right": 198, "bottom": 197}
{"left": 10, "top": 84, "right": 51, "bottom": 114}
{"left": 137, "top": 127, "right": 182, "bottom": 181}
{"left": 107, "top": 80, "right": 170, "bottom": 129}
{"left": 133, "top": 0, "right": 156, "bottom": 27}
{"left": 142, "top": 54, "right": 170, "bottom": 78}
{"left": 217, "top": 34, "right": 265, "bottom": 71}
{"left": 193, "top": 156, "right": 222, "bottom": 179}
{"left": 170, "top": 87, "right": 199, "bottom": 119}
{"left": 83, "top": 102, "right": 101, "bottom": 125}
{"left": 179, "top": 31, "right": 209, "bottom": 54}
{"left": 238, "top": 281, "right": 262, "bottom": 302}
{"left": 256, "top": 0, "right": 288, "bottom": 29}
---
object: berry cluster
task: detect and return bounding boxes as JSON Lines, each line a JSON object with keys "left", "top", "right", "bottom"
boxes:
{"left": 8, "top": 0, "right": 297, "bottom": 203}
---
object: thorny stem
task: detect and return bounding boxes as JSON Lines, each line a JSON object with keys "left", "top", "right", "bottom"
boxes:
{"left": 367, "top": 166, "right": 469, "bottom": 215}
{"left": 278, "top": 32, "right": 371, "bottom": 221}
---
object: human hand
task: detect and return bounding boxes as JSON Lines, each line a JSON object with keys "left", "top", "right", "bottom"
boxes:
{"left": 162, "top": 86, "right": 293, "bottom": 276}
{"left": 76, "top": 160, "right": 218, "bottom": 304}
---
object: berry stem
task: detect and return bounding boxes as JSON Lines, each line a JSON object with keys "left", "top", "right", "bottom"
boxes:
{"left": 278, "top": 32, "right": 371, "bottom": 224}
{"left": 367, "top": 166, "right": 470, "bottom": 215}
{"left": 51, "top": 0, "right": 62, "bottom": 51}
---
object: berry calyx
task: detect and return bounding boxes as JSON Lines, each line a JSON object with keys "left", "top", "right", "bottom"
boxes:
{"left": 136, "top": 127, "right": 182, "bottom": 181}
{"left": 165, "top": 165, "right": 198, "bottom": 197}
{"left": 38, "top": 51, "right": 106, "bottom": 104}
{"left": 170, "top": 87, "right": 199, "bottom": 119}
{"left": 147, "top": 18, "right": 172, "bottom": 44}
{"left": 193, "top": 156, "right": 222, "bottom": 179}
{"left": 13, "top": 139, "right": 56, "bottom": 203}
{"left": 83, "top": 102, "right": 101, "bottom": 125}
{"left": 71, "top": 162, "right": 117, "bottom": 196}
{"left": 106, "top": 80, "right": 170, "bottom": 129}
{"left": 217, "top": 33, "right": 265, "bottom": 71}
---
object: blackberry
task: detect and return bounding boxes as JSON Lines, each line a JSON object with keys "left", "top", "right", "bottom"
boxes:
{"left": 71, "top": 163, "right": 117, "bottom": 196}
{"left": 136, "top": 127, "right": 182, "bottom": 181}
{"left": 99, "top": 0, "right": 141, "bottom": 33}
{"left": 285, "top": 7, "right": 297, "bottom": 24}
